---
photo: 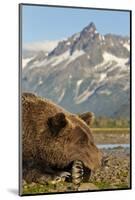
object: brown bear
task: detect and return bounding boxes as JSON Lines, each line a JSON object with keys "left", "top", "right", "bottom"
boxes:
{"left": 22, "top": 92, "right": 102, "bottom": 185}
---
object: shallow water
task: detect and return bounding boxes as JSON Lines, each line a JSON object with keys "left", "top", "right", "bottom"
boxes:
{"left": 97, "top": 143, "right": 130, "bottom": 149}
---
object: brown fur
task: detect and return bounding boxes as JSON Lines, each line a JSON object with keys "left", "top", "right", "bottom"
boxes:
{"left": 22, "top": 92, "right": 102, "bottom": 183}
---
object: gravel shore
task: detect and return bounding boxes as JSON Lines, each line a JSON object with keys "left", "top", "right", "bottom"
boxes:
{"left": 90, "top": 147, "right": 130, "bottom": 190}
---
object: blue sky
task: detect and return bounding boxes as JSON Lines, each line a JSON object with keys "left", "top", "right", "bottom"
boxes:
{"left": 22, "top": 5, "right": 130, "bottom": 43}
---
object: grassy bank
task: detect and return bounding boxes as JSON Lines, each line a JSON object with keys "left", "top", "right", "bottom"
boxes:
{"left": 92, "top": 128, "right": 130, "bottom": 134}
{"left": 91, "top": 128, "right": 130, "bottom": 144}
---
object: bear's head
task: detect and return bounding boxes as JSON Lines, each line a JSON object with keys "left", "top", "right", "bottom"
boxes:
{"left": 44, "top": 111, "right": 102, "bottom": 173}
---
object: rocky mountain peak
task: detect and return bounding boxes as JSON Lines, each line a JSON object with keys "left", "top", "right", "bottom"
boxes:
{"left": 82, "top": 22, "right": 97, "bottom": 34}
{"left": 49, "top": 22, "right": 98, "bottom": 56}
{"left": 79, "top": 22, "right": 97, "bottom": 41}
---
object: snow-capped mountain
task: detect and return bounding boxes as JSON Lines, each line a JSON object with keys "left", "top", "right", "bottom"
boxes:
{"left": 22, "top": 22, "right": 130, "bottom": 118}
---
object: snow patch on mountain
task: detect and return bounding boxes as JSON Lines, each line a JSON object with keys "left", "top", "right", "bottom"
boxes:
{"left": 58, "top": 89, "right": 66, "bottom": 103}
{"left": 98, "top": 89, "right": 112, "bottom": 95}
{"left": 51, "top": 50, "right": 85, "bottom": 67}
{"left": 38, "top": 78, "right": 43, "bottom": 86}
{"left": 99, "top": 34, "right": 105, "bottom": 41}
{"left": 69, "top": 74, "right": 72, "bottom": 79}
{"left": 67, "top": 50, "right": 85, "bottom": 64}
{"left": 75, "top": 79, "right": 83, "bottom": 97}
{"left": 77, "top": 80, "right": 83, "bottom": 87}
{"left": 32, "top": 57, "right": 53, "bottom": 68}
{"left": 123, "top": 43, "right": 130, "bottom": 51}
{"left": 94, "top": 60, "right": 111, "bottom": 71}
{"left": 22, "top": 57, "right": 34, "bottom": 68}
{"left": 66, "top": 42, "right": 71, "bottom": 46}
{"left": 32, "top": 49, "right": 85, "bottom": 68}
{"left": 103, "top": 52, "right": 128, "bottom": 66}
{"left": 99, "top": 73, "right": 107, "bottom": 82}
{"left": 51, "top": 51, "right": 70, "bottom": 66}
{"left": 75, "top": 88, "right": 92, "bottom": 104}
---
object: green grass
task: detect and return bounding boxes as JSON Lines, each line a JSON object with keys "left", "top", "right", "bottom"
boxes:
{"left": 23, "top": 183, "right": 55, "bottom": 194}
{"left": 22, "top": 182, "right": 73, "bottom": 195}
{"left": 92, "top": 181, "right": 111, "bottom": 189}
{"left": 92, "top": 181, "right": 129, "bottom": 190}
{"left": 114, "top": 183, "right": 129, "bottom": 189}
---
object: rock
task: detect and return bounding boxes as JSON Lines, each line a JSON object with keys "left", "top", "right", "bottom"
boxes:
{"left": 22, "top": 180, "right": 27, "bottom": 186}
{"left": 29, "top": 182, "right": 37, "bottom": 187}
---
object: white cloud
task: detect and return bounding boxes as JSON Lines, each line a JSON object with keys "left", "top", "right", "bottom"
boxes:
{"left": 23, "top": 40, "right": 59, "bottom": 52}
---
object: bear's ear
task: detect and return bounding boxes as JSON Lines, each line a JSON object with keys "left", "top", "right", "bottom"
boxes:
{"left": 78, "top": 112, "right": 95, "bottom": 126}
{"left": 47, "top": 112, "right": 67, "bottom": 136}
